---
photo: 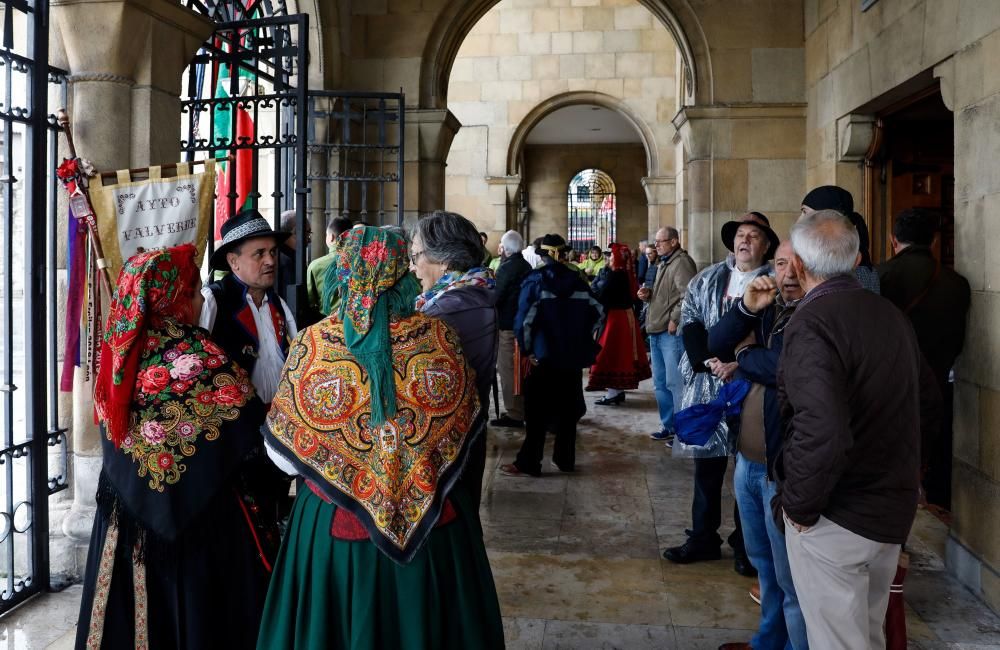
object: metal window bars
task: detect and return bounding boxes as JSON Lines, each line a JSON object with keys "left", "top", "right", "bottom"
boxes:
{"left": 181, "top": 11, "right": 404, "bottom": 322}
{"left": 567, "top": 168, "right": 617, "bottom": 253}
{"left": 0, "top": 0, "right": 70, "bottom": 616}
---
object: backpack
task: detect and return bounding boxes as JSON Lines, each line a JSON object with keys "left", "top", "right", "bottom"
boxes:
{"left": 521, "top": 264, "right": 604, "bottom": 369}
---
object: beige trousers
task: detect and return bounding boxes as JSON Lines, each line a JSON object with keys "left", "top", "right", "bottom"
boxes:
{"left": 784, "top": 513, "right": 900, "bottom": 650}
{"left": 497, "top": 329, "right": 523, "bottom": 421}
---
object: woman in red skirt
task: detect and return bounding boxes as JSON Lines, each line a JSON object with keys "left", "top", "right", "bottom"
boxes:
{"left": 587, "top": 243, "right": 652, "bottom": 404}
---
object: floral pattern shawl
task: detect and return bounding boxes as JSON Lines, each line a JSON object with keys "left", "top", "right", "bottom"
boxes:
{"left": 414, "top": 267, "right": 495, "bottom": 312}
{"left": 95, "top": 245, "right": 199, "bottom": 448}
{"left": 94, "top": 245, "right": 265, "bottom": 540}
{"left": 269, "top": 226, "right": 483, "bottom": 563}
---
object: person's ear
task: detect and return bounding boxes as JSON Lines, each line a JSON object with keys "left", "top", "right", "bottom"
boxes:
{"left": 227, "top": 251, "right": 239, "bottom": 270}
{"left": 854, "top": 252, "right": 862, "bottom": 269}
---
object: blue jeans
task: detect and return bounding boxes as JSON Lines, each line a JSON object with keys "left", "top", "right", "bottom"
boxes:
{"left": 649, "top": 331, "right": 684, "bottom": 433}
{"left": 734, "top": 453, "right": 809, "bottom": 650}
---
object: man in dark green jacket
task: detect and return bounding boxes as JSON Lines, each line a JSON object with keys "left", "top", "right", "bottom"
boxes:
{"left": 878, "top": 208, "right": 970, "bottom": 508}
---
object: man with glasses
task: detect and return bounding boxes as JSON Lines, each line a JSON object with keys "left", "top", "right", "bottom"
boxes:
{"left": 637, "top": 227, "right": 696, "bottom": 445}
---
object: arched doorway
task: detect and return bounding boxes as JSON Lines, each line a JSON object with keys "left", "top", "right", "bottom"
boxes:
{"left": 568, "top": 169, "right": 617, "bottom": 252}
{"left": 441, "top": 0, "right": 681, "bottom": 248}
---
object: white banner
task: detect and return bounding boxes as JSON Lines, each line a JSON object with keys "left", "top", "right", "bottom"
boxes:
{"left": 90, "top": 161, "right": 215, "bottom": 279}
{"left": 114, "top": 175, "right": 205, "bottom": 259}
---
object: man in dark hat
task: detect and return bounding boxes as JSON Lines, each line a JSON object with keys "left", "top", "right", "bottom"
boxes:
{"left": 663, "top": 212, "right": 776, "bottom": 577}
{"left": 800, "top": 185, "right": 880, "bottom": 293}
{"left": 500, "top": 233, "right": 603, "bottom": 477}
{"left": 199, "top": 208, "right": 300, "bottom": 540}
{"left": 199, "top": 209, "right": 298, "bottom": 404}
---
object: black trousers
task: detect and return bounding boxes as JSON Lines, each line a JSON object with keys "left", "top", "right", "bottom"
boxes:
{"left": 690, "top": 455, "right": 745, "bottom": 555}
{"left": 514, "top": 364, "right": 584, "bottom": 475}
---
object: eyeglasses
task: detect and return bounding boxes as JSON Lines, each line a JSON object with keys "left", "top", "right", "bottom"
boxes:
{"left": 409, "top": 250, "right": 425, "bottom": 264}
{"left": 654, "top": 238, "right": 676, "bottom": 244}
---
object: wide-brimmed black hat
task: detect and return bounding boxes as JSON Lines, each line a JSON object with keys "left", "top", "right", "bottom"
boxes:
{"left": 209, "top": 209, "right": 291, "bottom": 271}
{"left": 721, "top": 211, "right": 780, "bottom": 261}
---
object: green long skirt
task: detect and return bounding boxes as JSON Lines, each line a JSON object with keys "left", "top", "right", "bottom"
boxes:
{"left": 256, "top": 486, "right": 505, "bottom": 649}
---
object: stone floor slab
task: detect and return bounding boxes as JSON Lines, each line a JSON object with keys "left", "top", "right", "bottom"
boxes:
{"left": 540, "top": 620, "right": 675, "bottom": 649}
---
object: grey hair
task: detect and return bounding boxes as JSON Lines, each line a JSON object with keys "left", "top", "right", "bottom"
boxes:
{"left": 500, "top": 230, "right": 524, "bottom": 254}
{"left": 411, "top": 210, "right": 485, "bottom": 271}
{"left": 665, "top": 226, "right": 679, "bottom": 240}
{"left": 380, "top": 224, "right": 409, "bottom": 245}
{"left": 790, "top": 209, "right": 859, "bottom": 280}
{"left": 279, "top": 209, "right": 297, "bottom": 233}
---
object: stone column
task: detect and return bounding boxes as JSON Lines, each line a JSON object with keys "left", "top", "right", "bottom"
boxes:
{"left": 485, "top": 175, "right": 522, "bottom": 236}
{"left": 403, "top": 108, "right": 460, "bottom": 224}
{"left": 50, "top": 0, "right": 212, "bottom": 573}
{"left": 640, "top": 176, "right": 677, "bottom": 238}
{"left": 673, "top": 105, "right": 806, "bottom": 269}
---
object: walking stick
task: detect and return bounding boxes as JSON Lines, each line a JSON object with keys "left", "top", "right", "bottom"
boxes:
{"left": 55, "top": 108, "right": 113, "bottom": 296}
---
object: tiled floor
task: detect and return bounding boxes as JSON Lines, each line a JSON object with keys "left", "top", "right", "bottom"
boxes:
{"left": 6, "top": 378, "right": 1000, "bottom": 648}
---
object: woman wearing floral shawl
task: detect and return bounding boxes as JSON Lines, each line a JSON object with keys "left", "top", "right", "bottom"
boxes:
{"left": 587, "top": 242, "right": 652, "bottom": 404}
{"left": 76, "top": 244, "right": 277, "bottom": 649}
{"left": 259, "top": 226, "right": 503, "bottom": 649}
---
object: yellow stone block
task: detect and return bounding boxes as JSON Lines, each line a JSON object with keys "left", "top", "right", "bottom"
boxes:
{"left": 582, "top": 7, "right": 614, "bottom": 31}
{"left": 710, "top": 48, "right": 753, "bottom": 104}
{"left": 731, "top": 118, "right": 806, "bottom": 159}
{"left": 532, "top": 8, "right": 560, "bottom": 33}
{"left": 559, "top": 7, "right": 584, "bottom": 31}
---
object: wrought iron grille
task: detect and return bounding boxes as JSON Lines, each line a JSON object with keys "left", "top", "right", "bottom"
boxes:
{"left": 181, "top": 13, "right": 309, "bottom": 314}
{"left": 182, "top": 8, "right": 405, "bottom": 321}
{"left": 567, "top": 168, "right": 616, "bottom": 253}
{"left": 185, "top": 0, "right": 289, "bottom": 23}
{"left": 307, "top": 92, "right": 404, "bottom": 227}
{"left": 0, "top": 0, "right": 70, "bottom": 615}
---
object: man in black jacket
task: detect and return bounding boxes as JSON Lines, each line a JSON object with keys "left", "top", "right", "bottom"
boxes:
{"left": 878, "top": 208, "right": 971, "bottom": 508}
{"left": 492, "top": 230, "right": 533, "bottom": 428}
{"left": 778, "top": 209, "right": 937, "bottom": 649}
{"left": 709, "top": 241, "right": 807, "bottom": 650}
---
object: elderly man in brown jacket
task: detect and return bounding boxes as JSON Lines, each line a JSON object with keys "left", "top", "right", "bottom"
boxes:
{"left": 637, "top": 226, "right": 696, "bottom": 443}
{"left": 776, "top": 209, "right": 939, "bottom": 650}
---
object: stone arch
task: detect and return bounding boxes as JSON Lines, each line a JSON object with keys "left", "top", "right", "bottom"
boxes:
{"left": 421, "top": 0, "right": 712, "bottom": 110}
{"left": 506, "top": 92, "right": 660, "bottom": 178}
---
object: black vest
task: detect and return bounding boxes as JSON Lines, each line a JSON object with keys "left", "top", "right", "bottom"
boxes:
{"left": 207, "top": 273, "right": 289, "bottom": 377}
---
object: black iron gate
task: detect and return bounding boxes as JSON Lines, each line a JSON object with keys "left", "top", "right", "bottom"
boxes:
{"left": 567, "top": 168, "right": 616, "bottom": 253}
{"left": 181, "top": 8, "right": 404, "bottom": 322}
{"left": 0, "top": 0, "right": 70, "bottom": 615}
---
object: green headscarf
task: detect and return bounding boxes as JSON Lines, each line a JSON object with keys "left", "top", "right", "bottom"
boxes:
{"left": 322, "top": 226, "right": 420, "bottom": 425}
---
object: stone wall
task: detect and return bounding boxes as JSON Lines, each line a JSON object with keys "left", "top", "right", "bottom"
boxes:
{"left": 522, "top": 143, "right": 648, "bottom": 248}
{"left": 804, "top": 0, "right": 1000, "bottom": 612}
{"left": 441, "top": 0, "right": 681, "bottom": 250}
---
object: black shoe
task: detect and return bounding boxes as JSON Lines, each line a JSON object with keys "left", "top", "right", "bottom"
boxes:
{"left": 595, "top": 393, "right": 625, "bottom": 405}
{"left": 662, "top": 539, "right": 722, "bottom": 564}
{"left": 490, "top": 415, "right": 524, "bottom": 428}
{"left": 734, "top": 554, "right": 758, "bottom": 577}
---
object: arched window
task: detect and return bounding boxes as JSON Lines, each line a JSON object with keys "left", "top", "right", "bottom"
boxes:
{"left": 567, "top": 169, "right": 616, "bottom": 253}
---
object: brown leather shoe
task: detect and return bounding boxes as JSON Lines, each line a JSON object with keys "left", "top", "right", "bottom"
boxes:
{"left": 749, "top": 581, "right": 761, "bottom": 605}
{"left": 718, "top": 644, "right": 752, "bottom": 650}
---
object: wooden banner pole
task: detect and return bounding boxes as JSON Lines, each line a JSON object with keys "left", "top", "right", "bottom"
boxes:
{"left": 55, "top": 109, "right": 114, "bottom": 296}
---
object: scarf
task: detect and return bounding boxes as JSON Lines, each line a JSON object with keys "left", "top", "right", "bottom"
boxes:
{"left": 609, "top": 243, "right": 638, "bottom": 297}
{"left": 270, "top": 225, "right": 483, "bottom": 563}
{"left": 414, "top": 267, "right": 495, "bottom": 312}
{"left": 94, "top": 245, "right": 199, "bottom": 448}
{"left": 323, "top": 226, "right": 419, "bottom": 426}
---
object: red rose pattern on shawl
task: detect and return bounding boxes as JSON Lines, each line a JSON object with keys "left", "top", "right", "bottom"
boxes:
{"left": 266, "top": 314, "right": 480, "bottom": 553}
{"left": 117, "top": 322, "right": 254, "bottom": 492}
